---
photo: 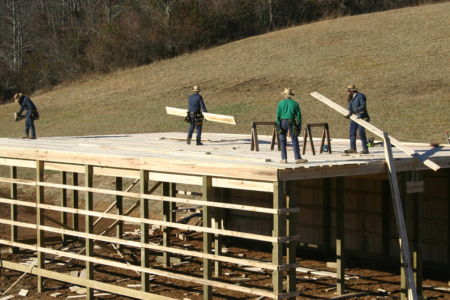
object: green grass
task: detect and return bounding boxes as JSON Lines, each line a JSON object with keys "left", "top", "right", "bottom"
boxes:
{"left": 1, "top": 2, "right": 449, "bottom": 143}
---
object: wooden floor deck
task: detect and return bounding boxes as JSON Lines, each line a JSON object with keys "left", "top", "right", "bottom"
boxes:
{"left": 0, "top": 132, "right": 449, "bottom": 181}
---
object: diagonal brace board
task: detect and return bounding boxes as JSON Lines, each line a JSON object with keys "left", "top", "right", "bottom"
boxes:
{"left": 166, "top": 107, "right": 236, "bottom": 125}
{"left": 310, "top": 92, "right": 440, "bottom": 171}
{"left": 383, "top": 132, "right": 418, "bottom": 300}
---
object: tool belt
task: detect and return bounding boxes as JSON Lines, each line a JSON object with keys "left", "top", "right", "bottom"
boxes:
{"left": 276, "top": 120, "right": 301, "bottom": 137}
{"left": 358, "top": 110, "right": 370, "bottom": 122}
{"left": 31, "top": 110, "right": 39, "bottom": 120}
{"left": 185, "top": 111, "right": 204, "bottom": 126}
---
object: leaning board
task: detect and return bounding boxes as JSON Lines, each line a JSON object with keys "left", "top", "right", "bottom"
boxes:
{"left": 166, "top": 107, "right": 236, "bottom": 125}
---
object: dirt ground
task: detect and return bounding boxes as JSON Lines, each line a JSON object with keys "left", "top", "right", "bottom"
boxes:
{"left": 1, "top": 182, "right": 450, "bottom": 300}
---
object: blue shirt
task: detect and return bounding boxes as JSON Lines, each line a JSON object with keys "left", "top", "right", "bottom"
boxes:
{"left": 18, "top": 96, "right": 37, "bottom": 115}
{"left": 348, "top": 92, "right": 367, "bottom": 114}
{"left": 188, "top": 93, "right": 207, "bottom": 113}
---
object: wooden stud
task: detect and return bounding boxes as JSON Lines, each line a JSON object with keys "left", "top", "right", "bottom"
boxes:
{"left": 323, "top": 178, "right": 331, "bottom": 257}
{"left": 36, "top": 161, "right": 45, "bottom": 293}
{"left": 413, "top": 171, "right": 423, "bottom": 297}
{"left": 400, "top": 171, "right": 409, "bottom": 300}
{"left": 140, "top": 170, "right": 149, "bottom": 293}
{"left": 382, "top": 180, "right": 391, "bottom": 263}
{"left": 162, "top": 182, "right": 176, "bottom": 268}
{"left": 214, "top": 188, "right": 223, "bottom": 277}
{"left": 203, "top": 176, "right": 213, "bottom": 300}
{"left": 85, "top": 165, "right": 94, "bottom": 300}
{"left": 383, "top": 132, "right": 418, "bottom": 300}
{"left": 72, "top": 172, "right": 79, "bottom": 231}
{"left": 10, "top": 166, "right": 18, "bottom": 254}
{"left": 336, "top": 177, "right": 345, "bottom": 295}
{"left": 116, "top": 177, "right": 123, "bottom": 250}
{"left": 272, "top": 181, "right": 284, "bottom": 295}
{"left": 448, "top": 169, "right": 450, "bottom": 278}
{"left": 286, "top": 181, "right": 298, "bottom": 299}
{"left": 60, "top": 171, "right": 67, "bottom": 244}
{"left": 222, "top": 188, "right": 230, "bottom": 231}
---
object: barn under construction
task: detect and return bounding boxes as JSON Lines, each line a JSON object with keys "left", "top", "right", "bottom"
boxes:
{"left": 0, "top": 124, "right": 449, "bottom": 299}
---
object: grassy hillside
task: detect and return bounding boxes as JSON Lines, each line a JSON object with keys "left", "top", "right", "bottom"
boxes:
{"left": 1, "top": 2, "right": 449, "bottom": 143}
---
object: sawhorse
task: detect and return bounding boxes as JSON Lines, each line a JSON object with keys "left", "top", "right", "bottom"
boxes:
{"left": 302, "top": 123, "right": 332, "bottom": 155}
{"left": 250, "top": 122, "right": 280, "bottom": 152}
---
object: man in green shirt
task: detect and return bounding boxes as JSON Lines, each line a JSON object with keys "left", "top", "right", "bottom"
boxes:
{"left": 276, "top": 88, "right": 308, "bottom": 164}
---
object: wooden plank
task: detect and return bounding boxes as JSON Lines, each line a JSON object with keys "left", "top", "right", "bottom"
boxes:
{"left": 72, "top": 172, "right": 79, "bottom": 231}
{"left": 272, "top": 182, "right": 283, "bottom": 294}
{"left": 310, "top": 92, "right": 440, "bottom": 171}
{"left": 140, "top": 170, "right": 150, "bottom": 293}
{"left": 32, "top": 181, "right": 291, "bottom": 214}
{"left": 85, "top": 165, "right": 94, "bottom": 300}
{"left": 162, "top": 182, "right": 176, "bottom": 268}
{"left": 413, "top": 171, "right": 423, "bottom": 297}
{"left": 166, "top": 107, "right": 236, "bottom": 125}
{"left": 10, "top": 166, "right": 18, "bottom": 254}
{"left": 336, "top": 176, "right": 345, "bottom": 295}
{"left": 60, "top": 171, "right": 68, "bottom": 244}
{"left": 286, "top": 181, "right": 297, "bottom": 300}
{"left": 116, "top": 177, "right": 123, "bottom": 250}
{"left": 406, "top": 181, "right": 424, "bottom": 194}
{"left": 36, "top": 160, "right": 45, "bottom": 293}
{"left": 0, "top": 260, "right": 173, "bottom": 300}
{"left": 382, "top": 132, "right": 418, "bottom": 300}
{"left": 203, "top": 176, "right": 213, "bottom": 300}
{"left": 214, "top": 187, "right": 223, "bottom": 277}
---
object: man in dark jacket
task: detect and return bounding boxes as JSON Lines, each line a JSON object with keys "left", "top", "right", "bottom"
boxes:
{"left": 14, "top": 93, "right": 39, "bottom": 139}
{"left": 344, "top": 85, "right": 369, "bottom": 154}
{"left": 187, "top": 86, "right": 207, "bottom": 145}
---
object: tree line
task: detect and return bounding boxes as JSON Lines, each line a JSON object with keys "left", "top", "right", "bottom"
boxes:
{"left": 0, "top": 0, "right": 445, "bottom": 102}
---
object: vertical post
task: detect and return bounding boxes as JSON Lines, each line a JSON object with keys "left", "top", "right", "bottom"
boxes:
{"left": 72, "top": 172, "right": 79, "bottom": 232}
{"left": 382, "top": 179, "right": 391, "bottom": 263}
{"left": 323, "top": 178, "right": 331, "bottom": 257}
{"left": 448, "top": 169, "right": 450, "bottom": 278}
{"left": 10, "top": 166, "right": 18, "bottom": 254}
{"left": 400, "top": 172, "right": 409, "bottom": 300}
{"left": 60, "top": 171, "right": 67, "bottom": 244}
{"left": 222, "top": 189, "right": 230, "bottom": 230}
{"left": 162, "top": 182, "right": 176, "bottom": 267}
{"left": 214, "top": 188, "right": 223, "bottom": 277}
{"left": 36, "top": 161, "right": 45, "bottom": 293}
{"left": 140, "top": 170, "right": 150, "bottom": 293}
{"left": 336, "top": 176, "right": 345, "bottom": 295}
{"left": 203, "top": 176, "right": 212, "bottom": 300}
{"left": 413, "top": 171, "right": 423, "bottom": 297}
{"left": 116, "top": 177, "right": 123, "bottom": 250}
{"left": 273, "top": 181, "right": 283, "bottom": 295}
{"left": 287, "top": 181, "right": 298, "bottom": 299}
{"left": 85, "top": 165, "right": 94, "bottom": 300}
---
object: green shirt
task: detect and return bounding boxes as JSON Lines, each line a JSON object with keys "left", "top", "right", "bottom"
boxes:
{"left": 276, "top": 98, "right": 302, "bottom": 125}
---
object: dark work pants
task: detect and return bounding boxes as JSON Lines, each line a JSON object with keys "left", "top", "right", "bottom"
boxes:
{"left": 279, "top": 119, "right": 301, "bottom": 160}
{"left": 25, "top": 114, "right": 36, "bottom": 137}
{"left": 187, "top": 113, "right": 202, "bottom": 142}
{"left": 349, "top": 120, "right": 367, "bottom": 150}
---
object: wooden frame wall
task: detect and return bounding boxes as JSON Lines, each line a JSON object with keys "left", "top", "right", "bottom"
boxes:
{"left": 0, "top": 159, "right": 299, "bottom": 300}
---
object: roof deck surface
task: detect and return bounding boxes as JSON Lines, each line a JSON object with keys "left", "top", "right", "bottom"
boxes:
{"left": 0, "top": 132, "right": 448, "bottom": 181}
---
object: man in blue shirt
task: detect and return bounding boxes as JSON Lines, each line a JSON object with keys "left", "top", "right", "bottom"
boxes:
{"left": 14, "top": 93, "right": 39, "bottom": 139}
{"left": 344, "top": 85, "right": 369, "bottom": 154}
{"left": 187, "top": 86, "right": 207, "bottom": 145}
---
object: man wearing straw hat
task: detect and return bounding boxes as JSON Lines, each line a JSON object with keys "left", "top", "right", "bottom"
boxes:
{"left": 14, "top": 93, "right": 39, "bottom": 139}
{"left": 276, "top": 88, "right": 308, "bottom": 164}
{"left": 344, "top": 85, "right": 370, "bottom": 154}
{"left": 187, "top": 86, "right": 207, "bottom": 145}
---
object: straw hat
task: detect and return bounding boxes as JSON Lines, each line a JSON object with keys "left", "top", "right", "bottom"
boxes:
{"left": 14, "top": 93, "right": 22, "bottom": 102}
{"left": 347, "top": 85, "right": 358, "bottom": 92}
{"left": 193, "top": 86, "right": 201, "bottom": 92}
{"left": 282, "top": 88, "right": 295, "bottom": 97}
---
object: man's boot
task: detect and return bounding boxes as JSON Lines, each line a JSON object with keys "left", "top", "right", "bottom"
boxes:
{"left": 187, "top": 137, "right": 191, "bottom": 145}
{"left": 196, "top": 140, "right": 203, "bottom": 146}
{"left": 344, "top": 148, "right": 357, "bottom": 154}
{"left": 30, "top": 136, "right": 37, "bottom": 139}
{"left": 22, "top": 134, "right": 29, "bottom": 139}
{"left": 360, "top": 149, "right": 369, "bottom": 154}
